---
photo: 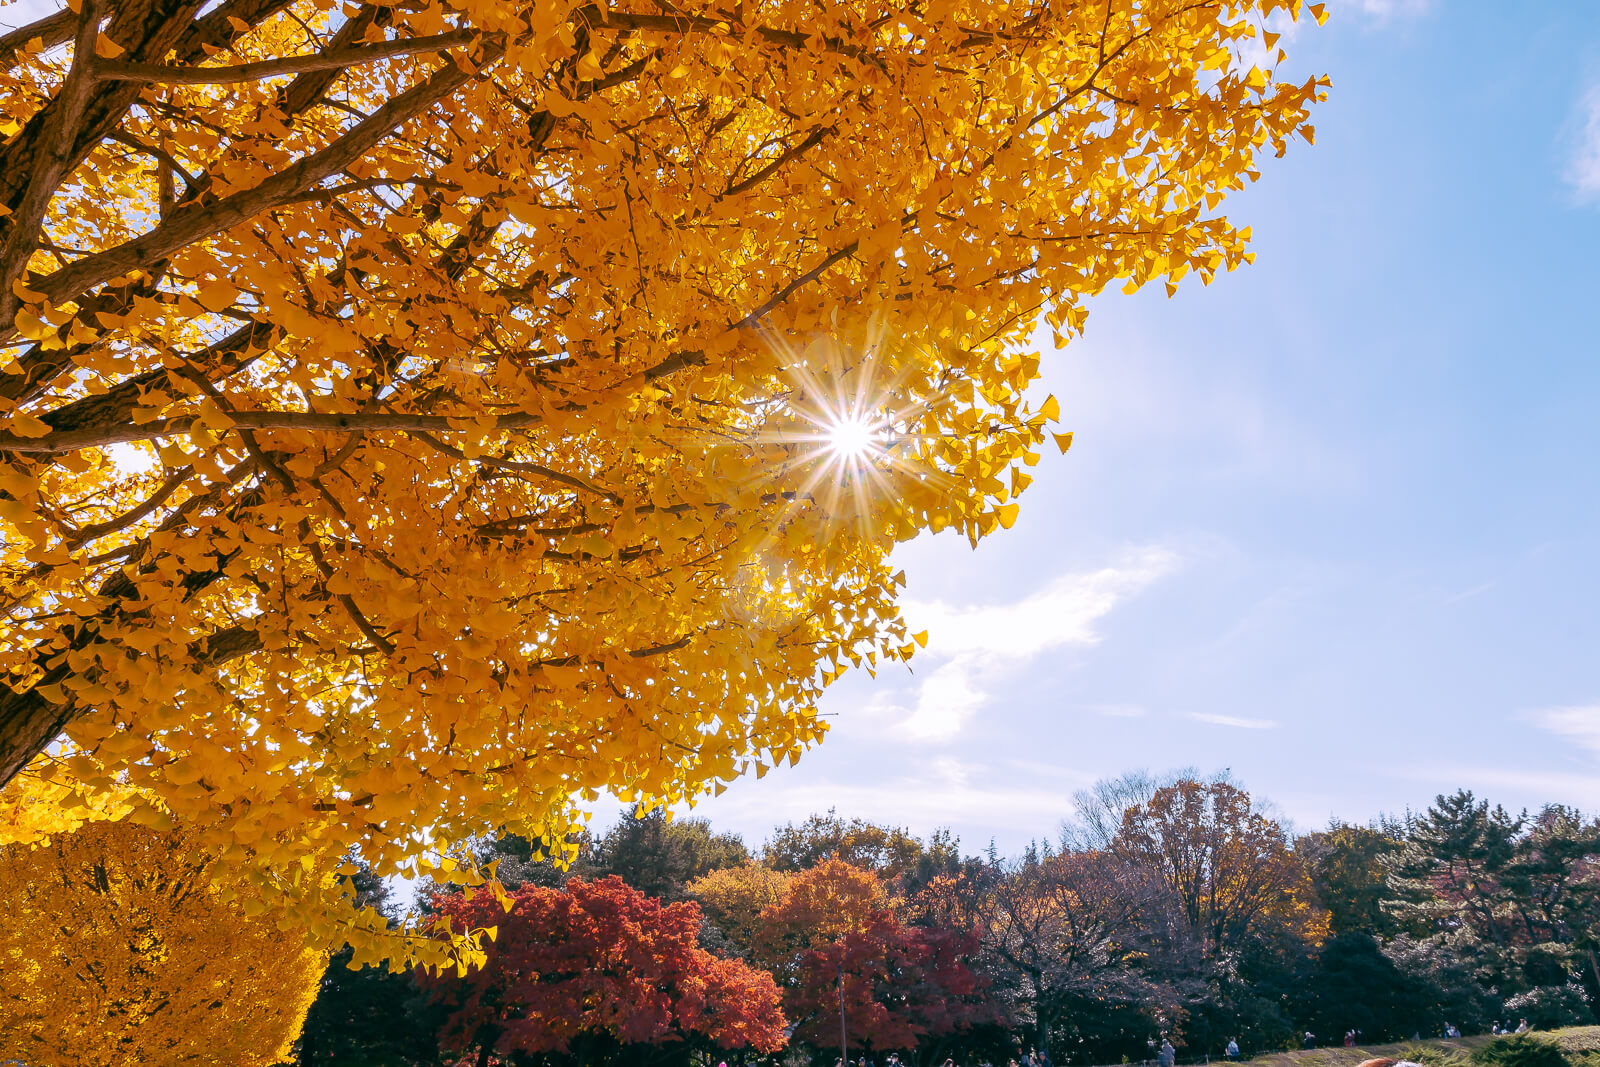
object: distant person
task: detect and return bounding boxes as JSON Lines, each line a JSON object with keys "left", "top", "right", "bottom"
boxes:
{"left": 1346, "top": 1031, "right": 1357, "bottom": 1048}
{"left": 1227, "top": 1038, "right": 1240, "bottom": 1061}
{"left": 1517, "top": 1020, "right": 1530, "bottom": 1034}
{"left": 1159, "top": 1039, "right": 1177, "bottom": 1067}
{"left": 1304, "top": 1033, "right": 1316, "bottom": 1050}
{"left": 1446, "top": 1024, "right": 1461, "bottom": 1039}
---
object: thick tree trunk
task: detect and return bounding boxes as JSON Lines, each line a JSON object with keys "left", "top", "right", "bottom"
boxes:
{"left": 1025, "top": 970, "right": 1051, "bottom": 1061}
{"left": 0, "top": 686, "right": 81, "bottom": 785}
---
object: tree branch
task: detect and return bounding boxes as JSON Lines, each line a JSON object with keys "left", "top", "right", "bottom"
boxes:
{"left": 13, "top": 33, "right": 502, "bottom": 327}
{"left": 0, "top": 7, "right": 81, "bottom": 71}
{"left": 722, "top": 125, "right": 833, "bottom": 198}
{"left": 0, "top": 408, "right": 542, "bottom": 453}
{"left": 411, "top": 430, "right": 620, "bottom": 501}
{"left": 95, "top": 29, "right": 476, "bottom": 84}
{"left": 0, "top": 0, "right": 104, "bottom": 328}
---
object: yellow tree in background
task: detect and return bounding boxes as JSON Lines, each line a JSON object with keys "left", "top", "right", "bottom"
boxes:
{"left": 0, "top": 0, "right": 1326, "bottom": 965}
{"left": 0, "top": 817, "right": 324, "bottom": 1066}
{"left": 689, "top": 861, "right": 793, "bottom": 953}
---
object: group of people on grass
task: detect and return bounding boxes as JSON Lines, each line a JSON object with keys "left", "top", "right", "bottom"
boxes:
{"left": 1439, "top": 1020, "right": 1529, "bottom": 1040}
{"left": 835, "top": 1049, "right": 1055, "bottom": 1067}
{"left": 1160, "top": 1016, "right": 1537, "bottom": 1067}
{"left": 825, "top": 1016, "right": 1538, "bottom": 1067}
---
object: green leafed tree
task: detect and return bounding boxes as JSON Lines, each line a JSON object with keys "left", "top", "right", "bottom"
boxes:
{"left": 764, "top": 809, "right": 954, "bottom": 883}
{"left": 1299, "top": 820, "right": 1407, "bottom": 937}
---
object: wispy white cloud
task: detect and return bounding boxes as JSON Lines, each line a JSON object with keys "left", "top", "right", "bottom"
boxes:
{"left": 1527, "top": 703, "right": 1600, "bottom": 754}
{"left": 1320, "top": 0, "right": 1432, "bottom": 20}
{"left": 1089, "top": 703, "right": 1147, "bottom": 719}
{"left": 1233, "top": 0, "right": 1428, "bottom": 70}
{"left": 888, "top": 547, "right": 1178, "bottom": 741}
{"left": 1186, "top": 712, "right": 1278, "bottom": 730}
{"left": 1566, "top": 85, "right": 1600, "bottom": 204}
{"left": 687, "top": 754, "right": 1087, "bottom": 840}
{"left": 1397, "top": 762, "right": 1600, "bottom": 812}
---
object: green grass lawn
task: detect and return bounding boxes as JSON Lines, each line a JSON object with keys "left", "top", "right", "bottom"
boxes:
{"left": 1236, "top": 1026, "right": 1600, "bottom": 1067}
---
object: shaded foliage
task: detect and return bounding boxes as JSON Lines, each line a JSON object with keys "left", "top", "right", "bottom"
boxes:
{"left": 0, "top": 818, "right": 323, "bottom": 1067}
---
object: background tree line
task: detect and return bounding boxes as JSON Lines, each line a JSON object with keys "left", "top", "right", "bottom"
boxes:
{"left": 293, "top": 772, "right": 1600, "bottom": 1067}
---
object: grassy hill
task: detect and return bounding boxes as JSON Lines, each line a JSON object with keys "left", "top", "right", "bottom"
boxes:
{"left": 1238, "top": 1026, "right": 1600, "bottom": 1067}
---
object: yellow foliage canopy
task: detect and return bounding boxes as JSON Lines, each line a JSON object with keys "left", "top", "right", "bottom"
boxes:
{"left": 0, "top": 0, "right": 1324, "bottom": 964}
{"left": 0, "top": 818, "right": 325, "bottom": 1067}
{"left": 688, "top": 861, "right": 793, "bottom": 952}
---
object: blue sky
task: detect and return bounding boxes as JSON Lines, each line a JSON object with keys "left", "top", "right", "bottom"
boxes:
{"left": 672, "top": 0, "right": 1600, "bottom": 855}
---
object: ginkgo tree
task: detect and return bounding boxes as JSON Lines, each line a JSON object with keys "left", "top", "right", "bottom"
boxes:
{"left": 0, "top": 0, "right": 1326, "bottom": 966}
{"left": 0, "top": 816, "right": 325, "bottom": 1067}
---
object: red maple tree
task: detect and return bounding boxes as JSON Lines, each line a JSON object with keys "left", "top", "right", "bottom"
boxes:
{"left": 757, "top": 860, "right": 999, "bottom": 1052}
{"left": 421, "top": 876, "right": 786, "bottom": 1066}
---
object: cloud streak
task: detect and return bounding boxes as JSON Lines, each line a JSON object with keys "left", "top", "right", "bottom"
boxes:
{"left": 1346, "top": 0, "right": 1431, "bottom": 18}
{"left": 1568, "top": 85, "right": 1600, "bottom": 204}
{"left": 1187, "top": 712, "right": 1278, "bottom": 730}
{"left": 1527, "top": 703, "right": 1600, "bottom": 754}
{"left": 689, "top": 754, "right": 1090, "bottom": 839}
{"left": 887, "top": 547, "right": 1179, "bottom": 741}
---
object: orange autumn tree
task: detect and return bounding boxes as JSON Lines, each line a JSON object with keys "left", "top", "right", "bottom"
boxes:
{"left": 752, "top": 858, "right": 994, "bottom": 1051}
{"left": 0, "top": 0, "right": 1326, "bottom": 964}
{"left": 752, "top": 857, "right": 891, "bottom": 976}
{"left": 0, "top": 816, "right": 325, "bottom": 1067}
{"left": 1115, "top": 778, "right": 1330, "bottom": 955}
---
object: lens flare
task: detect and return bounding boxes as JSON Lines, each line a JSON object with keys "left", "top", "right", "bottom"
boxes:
{"left": 826, "top": 416, "right": 880, "bottom": 460}
{"left": 734, "top": 321, "right": 967, "bottom": 552}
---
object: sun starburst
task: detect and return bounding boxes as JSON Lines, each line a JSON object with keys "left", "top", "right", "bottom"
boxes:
{"left": 744, "top": 321, "right": 961, "bottom": 551}
{"left": 824, "top": 415, "right": 883, "bottom": 461}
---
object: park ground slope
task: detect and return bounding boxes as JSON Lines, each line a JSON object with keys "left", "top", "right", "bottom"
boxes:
{"left": 1238, "top": 1026, "right": 1600, "bottom": 1067}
